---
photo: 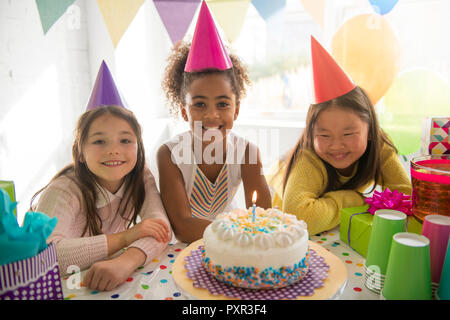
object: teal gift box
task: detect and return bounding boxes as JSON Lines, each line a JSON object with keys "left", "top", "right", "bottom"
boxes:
{"left": 340, "top": 205, "right": 373, "bottom": 258}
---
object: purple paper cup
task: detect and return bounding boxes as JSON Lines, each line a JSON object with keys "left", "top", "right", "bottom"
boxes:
{"left": 422, "top": 215, "right": 450, "bottom": 285}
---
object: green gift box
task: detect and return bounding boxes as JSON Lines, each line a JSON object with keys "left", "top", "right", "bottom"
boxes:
{"left": 340, "top": 205, "right": 373, "bottom": 257}
{"left": 0, "top": 180, "right": 16, "bottom": 216}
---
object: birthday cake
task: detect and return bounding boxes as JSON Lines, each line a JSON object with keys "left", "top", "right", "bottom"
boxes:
{"left": 202, "top": 207, "right": 309, "bottom": 289}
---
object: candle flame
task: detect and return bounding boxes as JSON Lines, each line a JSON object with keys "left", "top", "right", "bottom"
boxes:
{"left": 252, "top": 191, "right": 257, "bottom": 203}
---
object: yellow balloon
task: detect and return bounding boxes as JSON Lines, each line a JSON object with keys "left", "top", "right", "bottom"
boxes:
{"left": 331, "top": 14, "right": 401, "bottom": 105}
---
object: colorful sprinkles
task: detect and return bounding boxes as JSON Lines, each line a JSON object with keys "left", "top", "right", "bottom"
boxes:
{"left": 201, "top": 248, "right": 310, "bottom": 289}
{"left": 223, "top": 208, "right": 298, "bottom": 236}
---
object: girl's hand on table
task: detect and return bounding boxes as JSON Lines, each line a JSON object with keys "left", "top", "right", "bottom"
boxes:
{"left": 83, "top": 247, "right": 146, "bottom": 291}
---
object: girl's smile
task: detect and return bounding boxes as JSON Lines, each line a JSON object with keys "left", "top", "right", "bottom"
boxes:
{"left": 182, "top": 73, "right": 239, "bottom": 148}
{"left": 102, "top": 160, "right": 126, "bottom": 167}
{"left": 82, "top": 114, "right": 138, "bottom": 193}
{"left": 202, "top": 125, "right": 223, "bottom": 130}
{"left": 313, "top": 106, "right": 369, "bottom": 176}
{"left": 328, "top": 152, "right": 351, "bottom": 161}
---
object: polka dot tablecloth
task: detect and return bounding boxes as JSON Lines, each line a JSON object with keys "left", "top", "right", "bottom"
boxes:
{"left": 62, "top": 242, "right": 189, "bottom": 300}
{"left": 309, "top": 226, "right": 379, "bottom": 300}
{"left": 61, "top": 226, "right": 379, "bottom": 300}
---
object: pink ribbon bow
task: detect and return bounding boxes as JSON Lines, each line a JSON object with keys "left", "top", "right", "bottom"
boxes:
{"left": 365, "top": 188, "right": 412, "bottom": 216}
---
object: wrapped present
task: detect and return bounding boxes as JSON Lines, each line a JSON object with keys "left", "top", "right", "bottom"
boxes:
{"left": 421, "top": 117, "right": 450, "bottom": 155}
{"left": 365, "top": 187, "right": 423, "bottom": 233}
{"left": 365, "top": 188, "right": 412, "bottom": 216}
{"left": 340, "top": 205, "right": 372, "bottom": 257}
{"left": 0, "top": 243, "right": 63, "bottom": 300}
{"left": 0, "top": 190, "right": 58, "bottom": 264}
{"left": 0, "top": 181, "right": 16, "bottom": 216}
{"left": 0, "top": 189, "right": 61, "bottom": 300}
{"left": 340, "top": 189, "right": 415, "bottom": 257}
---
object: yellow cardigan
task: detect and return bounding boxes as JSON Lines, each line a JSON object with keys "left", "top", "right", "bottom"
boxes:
{"left": 268, "top": 144, "right": 412, "bottom": 236}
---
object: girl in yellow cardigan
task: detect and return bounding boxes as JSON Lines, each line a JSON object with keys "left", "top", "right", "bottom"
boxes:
{"left": 269, "top": 37, "right": 411, "bottom": 235}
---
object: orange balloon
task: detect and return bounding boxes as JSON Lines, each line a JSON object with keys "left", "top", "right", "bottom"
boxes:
{"left": 331, "top": 14, "right": 401, "bottom": 105}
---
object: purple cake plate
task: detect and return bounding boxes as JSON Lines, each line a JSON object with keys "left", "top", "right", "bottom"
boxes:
{"left": 184, "top": 246, "right": 330, "bottom": 300}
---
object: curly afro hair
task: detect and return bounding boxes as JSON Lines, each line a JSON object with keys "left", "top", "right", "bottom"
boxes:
{"left": 161, "top": 41, "right": 251, "bottom": 117}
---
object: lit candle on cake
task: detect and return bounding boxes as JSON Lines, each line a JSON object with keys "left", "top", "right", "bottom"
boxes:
{"left": 252, "top": 191, "right": 257, "bottom": 222}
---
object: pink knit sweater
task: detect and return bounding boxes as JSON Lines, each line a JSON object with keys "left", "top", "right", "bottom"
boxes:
{"left": 36, "top": 166, "right": 172, "bottom": 275}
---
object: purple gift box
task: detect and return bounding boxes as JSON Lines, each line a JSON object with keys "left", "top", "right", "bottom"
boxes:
{"left": 0, "top": 243, "right": 63, "bottom": 300}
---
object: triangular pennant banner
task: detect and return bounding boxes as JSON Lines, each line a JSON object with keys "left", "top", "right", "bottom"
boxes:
{"left": 153, "top": 0, "right": 201, "bottom": 45}
{"left": 300, "top": 0, "right": 326, "bottom": 28}
{"left": 35, "top": 0, "right": 76, "bottom": 34}
{"left": 206, "top": 0, "right": 251, "bottom": 43}
{"left": 251, "top": 0, "right": 286, "bottom": 21}
{"left": 96, "top": 0, "right": 145, "bottom": 47}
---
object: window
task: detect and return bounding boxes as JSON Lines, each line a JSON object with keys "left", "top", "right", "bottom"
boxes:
{"left": 224, "top": 0, "right": 450, "bottom": 125}
{"left": 236, "top": 0, "right": 317, "bottom": 120}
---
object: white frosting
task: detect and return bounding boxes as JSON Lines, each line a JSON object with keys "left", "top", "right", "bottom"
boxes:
{"left": 254, "top": 233, "right": 274, "bottom": 250}
{"left": 202, "top": 207, "right": 309, "bottom": 270}
{"left": 234, "top": 232, "right": 252, "bottom": 247}
{"left": 274, "top": 231, "right": 294, "bottom": 247}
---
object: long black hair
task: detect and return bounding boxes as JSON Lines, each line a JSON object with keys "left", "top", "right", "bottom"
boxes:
{"left": 283, "top": 86, "right": 397, "bottom": 195}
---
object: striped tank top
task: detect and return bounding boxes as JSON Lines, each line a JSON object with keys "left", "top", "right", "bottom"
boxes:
{"left": 189, "top": 164, "right": 228, "bottom": 219}
{"left": 164, "top": 130, "right": 247, "bottom": 221}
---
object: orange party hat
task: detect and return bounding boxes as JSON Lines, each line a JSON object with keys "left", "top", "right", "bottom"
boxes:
{"left": 311, "top": 36, "right": 355, "bottom": 104}
{"left": 184, "top": 1, "right": 232, "bottom": 72}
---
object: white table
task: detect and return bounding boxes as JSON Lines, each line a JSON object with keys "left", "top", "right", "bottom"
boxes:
{"left": 61, "top": 226, "right": 379, "bottom": 300}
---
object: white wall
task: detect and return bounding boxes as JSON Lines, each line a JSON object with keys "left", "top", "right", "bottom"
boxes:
{"left": 0, "top": 1, "right": 185, "bottom": 222}
{"left": 82, "top": 0, "right": 175, "bottom": 180}
{"left": 0, "top": 0, "right": 306, "bottom": 223}
{"left": 0, "top": 0, "right": 91, "bottom": 222}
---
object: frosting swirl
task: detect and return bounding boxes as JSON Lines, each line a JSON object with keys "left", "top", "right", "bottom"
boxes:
{"left": 211, "top": 207, "right": 307, "bottom": 248}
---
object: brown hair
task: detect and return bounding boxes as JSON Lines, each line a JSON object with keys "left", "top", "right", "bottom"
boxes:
{"left": 161, "top": 41, "right": 251, "bottom": 117}
{"left": 31, "top": 105, "right": 146, "bottom": 236}
{"left": 282, "top": 86, "right": 397, "bottom": 195}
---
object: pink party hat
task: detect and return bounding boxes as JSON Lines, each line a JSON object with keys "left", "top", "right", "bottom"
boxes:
{"left": 184, "top": 1, "right": 232, "bottom": 72}
{"left": 311, "top": 36, "right": 355, "bottom": 104}
{"left": 86, "top": 60, "right": 127, "bottom": 110}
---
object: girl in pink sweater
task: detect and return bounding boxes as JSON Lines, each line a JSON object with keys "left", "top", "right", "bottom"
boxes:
{"left": 31, "top": 105, "right": 172, "bottom": 291}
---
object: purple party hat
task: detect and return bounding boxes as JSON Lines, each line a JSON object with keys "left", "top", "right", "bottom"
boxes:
{"left": 86, "top": 60, "right": 127, "bottom": 110}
